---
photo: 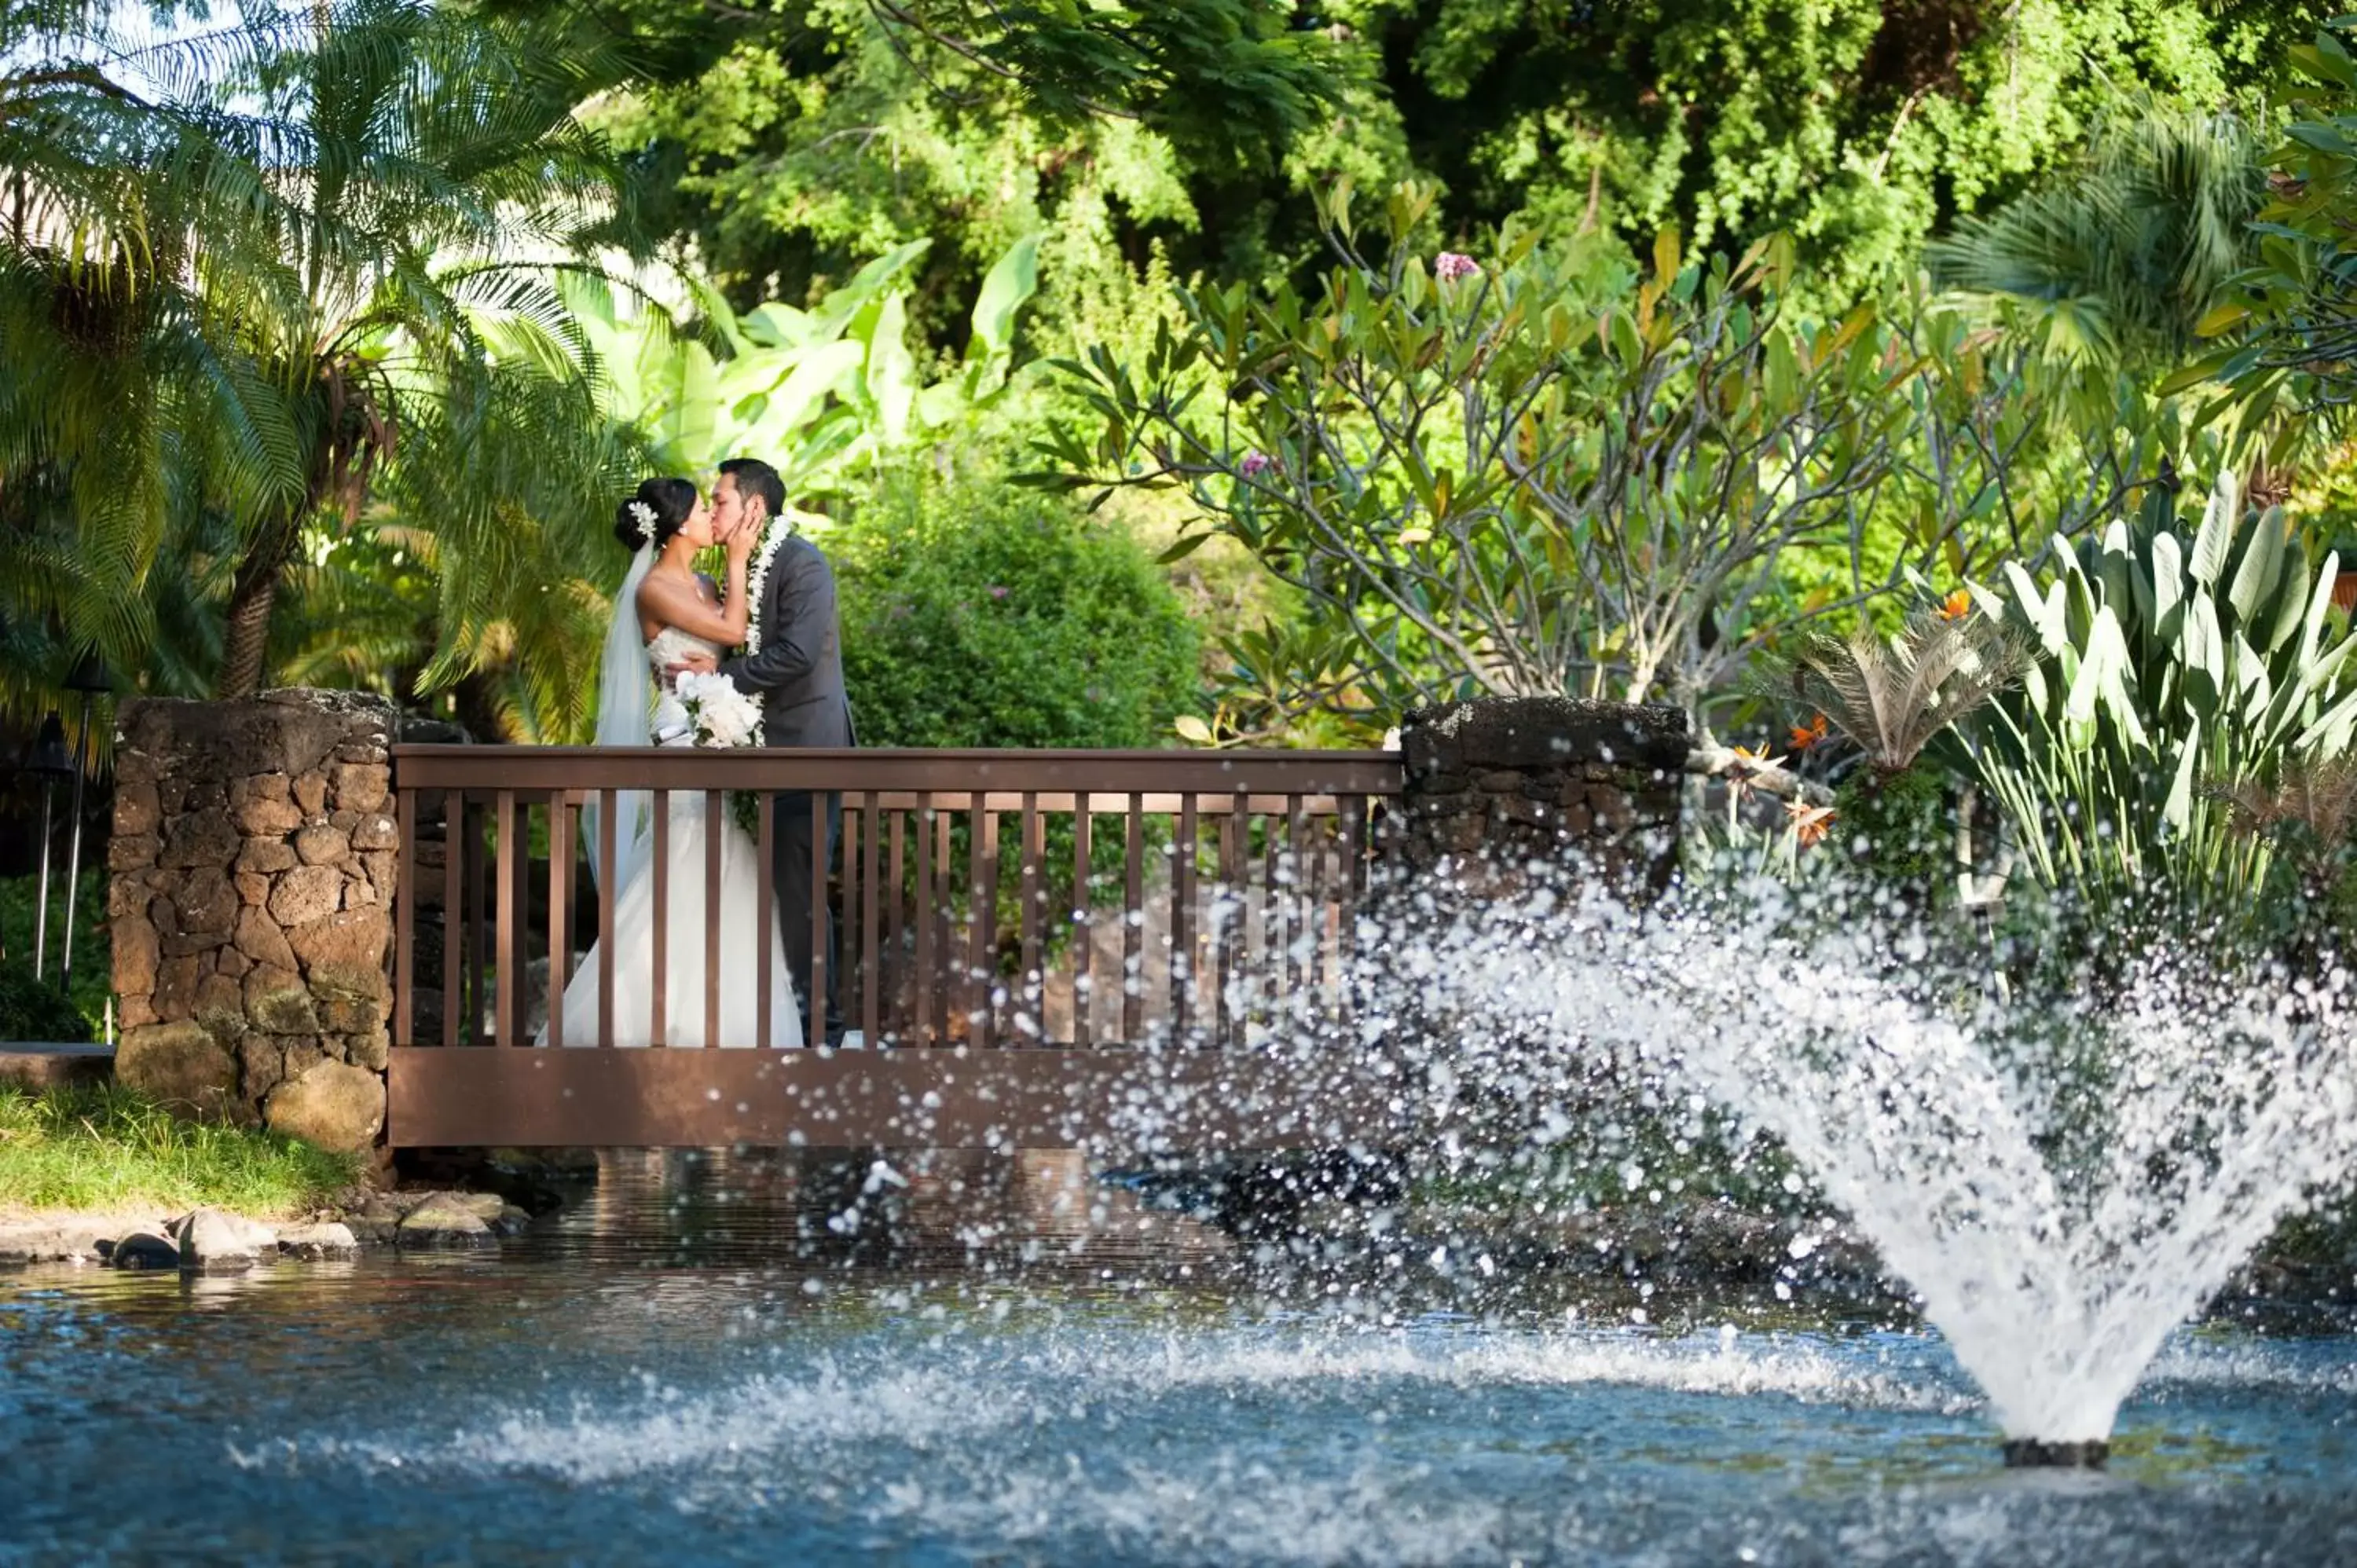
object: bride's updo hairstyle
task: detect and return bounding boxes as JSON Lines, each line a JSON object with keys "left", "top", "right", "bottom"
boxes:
{"left": 612, "top": 477, "right": 698, "bottom": 551}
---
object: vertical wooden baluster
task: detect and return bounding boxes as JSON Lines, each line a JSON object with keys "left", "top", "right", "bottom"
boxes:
{"left": 839, "top": 802, "right": 860, "bottom": 1041}
{"left": 1123, "top": 793, "right": 1143, "bottom": 1044}
{"left": 1172, "top": 794, "right": 1197, "bottom": 1043}
{"left": 1340, "top": 794, "right": 1367, "bottom": 907}
{"left": 465, "top": 799, "right": 487, "bottom": 1046}
{"left": 1307, "top": 805, "right": 1332, "bottom": 1017}
{"left": 971, "top": 797, "right": 997, "bottom": 1048}
{"left": 596, "top": 789, "right": 616, "bottom": 1048}
{"left": 511, "top": 799, "right": 531, "bottom": 1035}
{"left": 395, "top": 786, "right": 416, "bottom": 1046}
{"left": 1018, "top": 792, "right": 1041, "bottom": 1041}
{"left": 756, "top": 794, "right": 775, "bottom": 1048}
{"left": 547, "top": 793, "right": 571, "bottom": 1050}
{"left": 1260, "top": 794, "right": 1282, "bottom": 1032}
{"left": 1343, "top": 793, "right": 1371, "bottom": 1028}
{"left": 1220, "top": 789, "right": 1246, "bottom": 1050}
{"left": 808, "top": 793, "right": 827, "bottom": 1053}
{"left": 705, "top": 790, "right": 724, "bottom": 1050}
{"left": 441, "top": 790, "right": 462, "bottom": 1051}
{"left": 1071, "top": 792, "right": 1092, "bottom": 1049}
{"left": 886, "top": 809, "right": 906, "bottom": 1042}
{"left": 914, "top": 796, "right": 934, "bottom": 1046}
{"left": 1287, "top": 793, "right": 1309, "bottom": 1009}
{"left": 493, "top": 790, "right": 518, "bottom": 1046}
{"left": 862, "top": 795, "right": 882, "bottom": 1049}
{"left": 934, "top": 805, "right": 954, "bottom": 1043}
{"left": 651, "top": 789, "right": 669, "bottom": 1048}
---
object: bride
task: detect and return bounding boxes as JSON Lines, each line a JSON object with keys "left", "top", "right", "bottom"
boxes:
{"left": 538, "top": 477, "right": 803, "bottom": 1049}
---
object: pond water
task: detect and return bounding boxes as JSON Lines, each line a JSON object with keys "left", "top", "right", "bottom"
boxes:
{"left": 3, "top": 1156, "right": 2355, "bottom": 1566}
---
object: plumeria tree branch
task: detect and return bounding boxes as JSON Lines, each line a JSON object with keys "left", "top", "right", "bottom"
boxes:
{"left": 1032, "top": 179, "right": 2143, "bottom": 740}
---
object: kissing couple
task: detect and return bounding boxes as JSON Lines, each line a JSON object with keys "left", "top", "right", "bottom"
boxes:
{"left": 538, "top": 457, "right": 856, "bottom": 1051}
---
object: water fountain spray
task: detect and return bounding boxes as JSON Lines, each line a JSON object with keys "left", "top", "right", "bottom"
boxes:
{"left": 1366, "top": 863, "right": 2357, "bottom": 1467}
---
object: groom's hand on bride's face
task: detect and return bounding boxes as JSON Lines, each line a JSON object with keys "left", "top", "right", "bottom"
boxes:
{"left": 666, "top": 651, "right": 720, "bottom": 679}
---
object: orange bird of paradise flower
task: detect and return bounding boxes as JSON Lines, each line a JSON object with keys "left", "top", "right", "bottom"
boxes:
{"left": 1788, "top": 713, "right": 1829, "bottom": 751}
{"left": 1785, "top": 799, "right": 1837, "bottom": 846}
{"left": 1937, "top": 588, "right": 1972, "bottom": 621}
{"left": 1724, "top": 742, "right": 1784, "bottom": 800}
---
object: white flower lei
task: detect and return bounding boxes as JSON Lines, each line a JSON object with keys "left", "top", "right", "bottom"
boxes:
{"left": 742, "top": 515, "right": 793, "bottom": 656}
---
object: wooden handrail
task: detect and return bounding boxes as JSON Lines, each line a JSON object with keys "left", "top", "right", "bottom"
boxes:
{"left": 390, "top": 744, "right": 1404, "bottom": 795}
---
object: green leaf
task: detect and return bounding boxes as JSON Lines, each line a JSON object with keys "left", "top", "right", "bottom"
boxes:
{"left": 2162, "top": 714, "right": 2202, "bottom": 831}
{"left": 2188, "top": 474, "right": 2237, "bottom": 587}
{"left": 656, "top": 341, "right": 720, "bottom": 469}
{"left": 2149, "top": 531, "right": 2187, "bottom": 646}
{"left": 967, "top": 233, "right": 1043, "bottom": 365}
{"left": 866, "top": 293, "right": 918, "bottom": 444}
{"left": 2192, "top": 301, "right": 2250, "bottom": 339}
{"left": 2224, "top": 504, "right": 2286, "bottom": 625}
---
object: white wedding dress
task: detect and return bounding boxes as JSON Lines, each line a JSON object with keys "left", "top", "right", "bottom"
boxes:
{"left": 537, "top": 625, "right": 803, "bottom": 1049}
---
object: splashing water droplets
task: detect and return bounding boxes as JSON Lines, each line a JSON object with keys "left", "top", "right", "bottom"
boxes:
{"left": 1390, "top": 869, "right": 2357, "bottom": 1453}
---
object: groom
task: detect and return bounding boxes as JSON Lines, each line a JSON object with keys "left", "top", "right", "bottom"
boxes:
{"left": 675, "top": 456, "right": 855, "bottom": 1045}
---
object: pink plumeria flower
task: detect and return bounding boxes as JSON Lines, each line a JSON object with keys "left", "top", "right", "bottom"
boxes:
{"left": 1435, "top": 252, "right": 1481, "bottom": 282}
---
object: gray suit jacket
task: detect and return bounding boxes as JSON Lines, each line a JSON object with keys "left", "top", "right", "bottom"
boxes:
{"left": 717, "top": 533, "right": 856, "bottom": 749}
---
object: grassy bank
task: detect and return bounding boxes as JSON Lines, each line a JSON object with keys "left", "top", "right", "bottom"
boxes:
{"left": 0, "top": 1085, "right": 359, "bottom": 1218}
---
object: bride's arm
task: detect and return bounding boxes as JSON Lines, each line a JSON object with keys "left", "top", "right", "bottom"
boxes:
{"left": 635, "top": 528, "right": 757, "bottom": 648}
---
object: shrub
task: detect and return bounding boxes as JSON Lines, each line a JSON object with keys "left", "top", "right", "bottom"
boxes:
{"left": 830, "top": 469, "right": 1205, "bottom": 961}
{"left": 836, "top": 469, "right": 1202, "bottom": 749}
{"left": 0, "top": 962, "right": 93, "bottom": 1043}
{"left": 0, "top": 872, "right": 106, "bottom": 1042}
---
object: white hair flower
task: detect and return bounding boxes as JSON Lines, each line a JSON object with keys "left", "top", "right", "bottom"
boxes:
{"left": 628, "top": 499, "right": 658, "bottom": 544}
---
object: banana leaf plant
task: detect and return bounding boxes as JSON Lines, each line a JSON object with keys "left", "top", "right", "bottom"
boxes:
{"left": 566, "top": 235, "right": 1041, "bottom": 518}
{"left": 1952, "top": 471, "right": 2357, "bottom": 913}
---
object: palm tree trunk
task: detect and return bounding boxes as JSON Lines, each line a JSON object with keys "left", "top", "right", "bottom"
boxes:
{"left": 215, "top": 510, "right": 300, "bottom": 698}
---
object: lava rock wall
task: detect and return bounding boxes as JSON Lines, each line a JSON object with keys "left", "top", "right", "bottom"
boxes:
{"left": 108, "top": 690, "right": 396, "bottom": 1152}
{"left": 1390, "top": 696, "right": 1688, "bottom": 899}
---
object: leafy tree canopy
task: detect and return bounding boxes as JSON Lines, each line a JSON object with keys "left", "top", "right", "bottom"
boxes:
{"left": 564, "top": 0, "right": 2306, "bottom": 349}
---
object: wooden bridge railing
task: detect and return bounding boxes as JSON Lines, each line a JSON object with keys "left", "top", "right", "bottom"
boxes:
{"left": 387, "top": 746, "right": 1407, "bottom": 1149}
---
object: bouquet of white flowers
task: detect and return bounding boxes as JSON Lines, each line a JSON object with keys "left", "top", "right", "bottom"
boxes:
{"left": 673, "top": 671, "right": 763, "bottom": 748}
{"left": 670, "top": 672, "right": 765, "bottom": 837}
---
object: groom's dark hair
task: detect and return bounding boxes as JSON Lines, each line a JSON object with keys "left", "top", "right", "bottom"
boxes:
{"left": 720, "top": 456, "right": 786, "bottom": 522}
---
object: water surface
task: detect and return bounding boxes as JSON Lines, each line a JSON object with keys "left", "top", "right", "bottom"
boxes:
{"left": 2, "top": 1154, "right": 2353, "bottom": 1566}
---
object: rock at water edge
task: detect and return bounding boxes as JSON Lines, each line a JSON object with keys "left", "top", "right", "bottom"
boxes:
{"left": 0, "top": 1223, "right": 110, "bottom": 1265}
{"left": 171, "top": 1208, "right": 279, "bottom": 1271}
{"left": 108, "top": 1232, "right": 182, "bottom": 1269}
{"left": 276, "top": 1222, "right": 360, "bottom": 1258}
{"left": 396, "top": 1196, "right": 495, "bottom": 1248}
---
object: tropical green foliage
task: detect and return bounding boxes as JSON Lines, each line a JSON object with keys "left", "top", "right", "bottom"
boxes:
{"left": 572, "top": 234, "right": 1039, "bottom": 503}
{"left": 2191, "top": 21, "right": 2357, "bottom": 427}
{"left": 1955, "top": 473, "right": 2357, "bottom": 917}
{"left": 1765, "top": 607, "right": 2028, "bottom": 777}
{"left": 0, "top": 0, "right": 644, "bottom": 726}
{"left": 836, "top": 467, "right": 1201, "bottom": 750}
{"left": 575, "top": 0, "right": 2297, "bottom": 340}
{"left": 1930, "top": 103, "right": 2267, "bottom": 365}
{"left": 1040, "top": 181, "right": 2146, "bottom": 733}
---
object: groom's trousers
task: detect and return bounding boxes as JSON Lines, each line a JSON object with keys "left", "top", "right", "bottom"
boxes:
{"left": 775, "top": 789, "right": 842, "bottom": 1043}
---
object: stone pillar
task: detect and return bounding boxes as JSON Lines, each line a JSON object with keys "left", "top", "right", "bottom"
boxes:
{"left": 1391, "top": 696, "right": 1688, "bottom": 900}
{"left": 108, "top": 690, "right": 398, "bottom": 1152}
